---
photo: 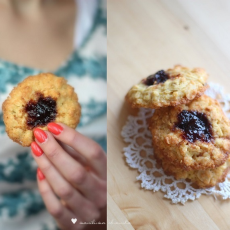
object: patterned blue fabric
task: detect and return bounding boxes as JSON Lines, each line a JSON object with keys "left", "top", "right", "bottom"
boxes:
{"left": 0, "top": 0, "right": 106, "bottom": 229}
{"left": 0, "top": 190, "right": 45, "bottom": 217}
{"left": 0, "top": 53, "right": 107, "bottom": 94}
{"left": 0, "top": 151, "right": 36, "bottom": 183}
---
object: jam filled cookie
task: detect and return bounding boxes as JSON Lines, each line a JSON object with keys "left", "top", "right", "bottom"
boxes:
{"left": 154, "top": 147, "right": 230, "bottom": 188}
{"left": 2, "top": 73, "right": 81, "bottom": 147}
{"left": 149, "top": 95, "right": 230, "bottom": 170}
{"left": 125, "top": 65, "right": 208, "bottom": 109}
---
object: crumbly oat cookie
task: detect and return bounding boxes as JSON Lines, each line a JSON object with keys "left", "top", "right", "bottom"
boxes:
{"left": 125, "top": 65, "right": 208, "bottom": 109}
{"left": 2, "top": 73, "right": 81, "bottom": 147}
{"left": 154, "top": 148, "right": 230, "bottom": 188}
{"left": 149, "top": 95, "right": 230, "bottom": 170}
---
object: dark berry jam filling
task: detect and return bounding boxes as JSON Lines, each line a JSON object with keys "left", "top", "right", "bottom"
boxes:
{"left": 144, "top": 70, "right": 169, "bottom": 86}
{"left": 175, "top": 110, "right": 213, "bottom": 143}
{"left": 25, "top": 93, "right": 57, "bottom": 129}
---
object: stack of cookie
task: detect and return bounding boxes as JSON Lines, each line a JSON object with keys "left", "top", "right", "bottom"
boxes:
{"left": 126, "top": 65, "right": 230, "bottom": 188}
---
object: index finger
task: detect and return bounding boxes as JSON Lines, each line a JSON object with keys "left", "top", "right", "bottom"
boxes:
{"left": 48, "top": 122, "right": 107, "bottom": 180}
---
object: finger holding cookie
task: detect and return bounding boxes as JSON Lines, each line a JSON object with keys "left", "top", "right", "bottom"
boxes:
{"left": 3, "top": 73, "right": 107, "bottom": 229}
{"left": 31, "top": 127, "right": 106, "bottom": 229}
{"left": 47, "top": 122, "right": 107, "bottom": 180}
{"left": 31, "top": 127, "right": 106, "bottom": 207}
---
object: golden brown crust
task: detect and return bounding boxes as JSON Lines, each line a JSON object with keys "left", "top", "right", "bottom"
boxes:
{"left": 149, "top": 95, "right": 230, "bottom": 170}
{"left": 125, "top": 65, "right": 209, "bottom": 109}
{"left": 2, "top": 73, "right": 81, "bottom": 147}
{"left": 154, "top": 148, "right": 230, "bottom": 188}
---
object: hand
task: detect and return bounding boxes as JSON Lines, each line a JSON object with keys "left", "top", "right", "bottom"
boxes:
{"left": 31, "top": 123, "right": 107, "bottom": 230}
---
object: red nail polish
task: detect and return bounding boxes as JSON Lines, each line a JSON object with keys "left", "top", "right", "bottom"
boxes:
{"left": 31, "top": 142, "right": 43, "bottom": 157}
{"left": 34, "top": 128, "right": 47, "bottom": 143}
{"left": 48, "top": 123, "right": 63, "bottom": 135}
{"left": 37, "top": 168, "right": 45, "bottom": 181}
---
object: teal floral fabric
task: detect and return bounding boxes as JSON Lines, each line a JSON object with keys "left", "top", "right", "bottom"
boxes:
{"left": 0, "top": 53, "right": 106, "bottom": 94}
{"left": 0, "top": 0, "right": 106, "bottom": 229}
{"left": 0, "top": 151, "right": 36, "bottom": 183}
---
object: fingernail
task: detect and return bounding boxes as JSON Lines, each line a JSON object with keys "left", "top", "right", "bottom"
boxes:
{"left": 34, "top": 128, "right": 47, "bottom": 143}
{"left": 31, "top": 142, "right": 43, "bottom": 157}
{"left": 37, "top": 168, "right": 45, "bottom": 181}
{"left": 48, "top": 123, "right": 63, "bottom": 135}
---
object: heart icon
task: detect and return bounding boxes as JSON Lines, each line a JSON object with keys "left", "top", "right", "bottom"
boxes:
{"left": 71, "top": 218, "right": 77, "bottom": 224}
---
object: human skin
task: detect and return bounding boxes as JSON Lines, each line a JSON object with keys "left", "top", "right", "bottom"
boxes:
{"left": 0, "top": 0, "right": 76, "bottom": 71}
{"left": 0, "top": 1, "right": 107, "bottom": 229}
{"left": 31, "top": 123, "right": 107, "bottom": 230}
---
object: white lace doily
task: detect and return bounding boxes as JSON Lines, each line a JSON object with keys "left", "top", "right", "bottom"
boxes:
{"left": 121, "top": 82, "right": 230, "bottom": 204}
